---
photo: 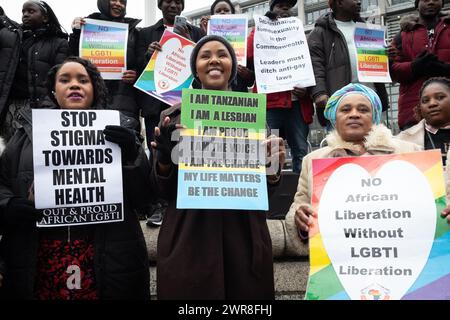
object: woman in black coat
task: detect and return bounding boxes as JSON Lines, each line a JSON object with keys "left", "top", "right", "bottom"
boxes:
{"left": 0, "top": 57, "right": 151, "bottom": 300}
{"left": 0, "top": 1, "right": 68, "bottom": 141}
{"left": 69, "top": 0, "right": 142, "bottom": 127}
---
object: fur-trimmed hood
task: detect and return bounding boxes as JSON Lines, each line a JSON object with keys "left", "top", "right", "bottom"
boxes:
{"left": 325, "top": 124, "right": 421, "bottom": 155}
{"left": 400, "top": 12, "right": 450, "bottom": 32}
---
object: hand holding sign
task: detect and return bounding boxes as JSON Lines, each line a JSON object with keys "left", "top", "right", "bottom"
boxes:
{"left": 154, "top": 37, "right": 194, "bottom": 95}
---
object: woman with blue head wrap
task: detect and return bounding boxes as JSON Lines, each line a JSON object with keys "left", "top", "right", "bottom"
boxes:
{"left": 283, "top": 83, "right": 422, "bottom": 251}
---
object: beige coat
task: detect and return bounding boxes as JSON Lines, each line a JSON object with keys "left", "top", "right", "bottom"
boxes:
{"left": 283, "top": 124, "right": 422, "bottom": 256}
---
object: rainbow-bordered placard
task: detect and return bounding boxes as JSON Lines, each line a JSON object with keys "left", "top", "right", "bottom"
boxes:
{"left": 80, "top": 19, "right": 128, "bottom": 80}
{"left": 134, "top": 30, "right": 195, "bottom": 107}
{"left": 354, "top": 22, "right": 391, "bottom": 83}
{"left": 307, "top": 150, "right": 449, "bottom": 300}
{"left": 207, "top": 15, "right": 248, "bottom": 67}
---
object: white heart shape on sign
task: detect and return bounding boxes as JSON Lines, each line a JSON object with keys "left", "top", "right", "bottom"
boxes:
{"left": 154, "top": 37, "right": 193, "bottom": 95}
{"left": 318, "top": 161, "right": 436, "bottom": 300}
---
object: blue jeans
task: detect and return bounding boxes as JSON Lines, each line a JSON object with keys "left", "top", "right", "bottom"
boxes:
{"left": 267, "top": 102, "right": 310, "bottom": 173}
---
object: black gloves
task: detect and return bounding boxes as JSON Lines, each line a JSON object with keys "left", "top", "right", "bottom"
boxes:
{"left": 104, "top": 125, "right": 140, "bottom": 163}
{"left": 3, "top": 198, "right": 43, "bottom": 226}
{"left": 411, "top": 51, "right": 439, "bottom": 78}
{"left": 154, "top": 123, "right": 178, "bottom": 165}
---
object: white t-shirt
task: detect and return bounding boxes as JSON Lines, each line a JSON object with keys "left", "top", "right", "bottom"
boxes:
{"left": 335, "top": 19, "right": 376, "bottom": 91}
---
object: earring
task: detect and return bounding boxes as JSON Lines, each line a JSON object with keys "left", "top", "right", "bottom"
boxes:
{"left": 52, "top": 91, "right": 56, "bottom": 95}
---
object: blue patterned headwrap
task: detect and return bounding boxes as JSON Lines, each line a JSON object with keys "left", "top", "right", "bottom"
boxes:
{"left": 324, "top": 83, "right": 382, "bottom": 126}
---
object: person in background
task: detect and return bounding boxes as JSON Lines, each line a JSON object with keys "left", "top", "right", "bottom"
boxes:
{"left": 69, "top": 0, "right": 142, "bottom": 128}
{"left": 283, "top": 83, "right": 420, "bottom": 254}
{"left": 307, "top": 0, "right": 389, "bottom": 129}
{"left": 389, "top": 0, "right": 450, "bottom": 131}
{"left": 152, "top": 35, "right": 285, "bottom": 299}
{"left": 0, "top": 57, "right": 151, "bottom": 300}
{"left": 247, "top": 0, "right": 314, "bottom": 173}
{"left": 136, "top": 0, "right": 205, "bottom": 227}
{"left": 199, "top": 0, "right": 255, "bottom": 93}
{"left": 0, "top": 0, "right": 68, "bottom": 141}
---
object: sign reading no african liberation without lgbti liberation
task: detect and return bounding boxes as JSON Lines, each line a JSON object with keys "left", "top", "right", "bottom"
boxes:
{"left": 177, "top": 89, "right": 268, "bottom": 211}
{"left": 307, "top": 150, "right": 450, "bottom": 300}
{"left": 80, "top": 19, "right": 129, "bottom": 80}
{"left": 134, "top": 30, "right": 195, "bottom": 107}
{"left": 32, "top": 110, "right": 124, "bottom": 227}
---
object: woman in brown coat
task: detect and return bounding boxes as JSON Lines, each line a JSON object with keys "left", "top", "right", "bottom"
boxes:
{"left": 151, "top": 35, "right": 285, "bottom": 300}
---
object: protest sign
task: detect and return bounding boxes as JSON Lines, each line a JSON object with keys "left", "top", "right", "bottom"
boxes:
{"left": 207, "top": 14, "right": 248, "bottom": 66}
{"left": 354, "top": 23, "right": 392, "bottom": 83}
{"left": 32, "top": 110, "right": 124, "bottom": 227}
{"left": 177, "top": 89, "right": 268, "bottom": 210}
{"left": 306, "top": 150, "right": 450, "bottom": 300}
{"left": 80, "top": 19, "right": 128, "bottom": 80}
{"left": 253, "top": 15, "right": 315, "bottom": 94}
{"left": 134, "top": 30, "right": 195, "bottom": 107}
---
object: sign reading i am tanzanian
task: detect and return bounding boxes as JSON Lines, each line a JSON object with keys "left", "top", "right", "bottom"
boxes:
{"left": 32, "top": 110, "right": 124, "bottom": 227}
{"left": 306, "top": 150, "right": 450, "bottom": 300}
{"left": 177, "top": 89, "right": 268, "bottom": 211}
{"left": 253, "top": 15, "right": 315, "bottom": 94}
{"left": 80, "top": 18, "right": 129, "bottom": 80}
{"left": 134, "top": 30, "right": 195, "bottom": 107}
{"left": 354, "top": 23, "right": 392, "bottom": 83}
{"left": 207, "top": 14, "right": 248, "bottom": 66}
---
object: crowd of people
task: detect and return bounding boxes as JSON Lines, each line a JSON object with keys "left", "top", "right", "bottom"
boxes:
{"left": 0, "top": 0, "right": 448, "bottom": 300}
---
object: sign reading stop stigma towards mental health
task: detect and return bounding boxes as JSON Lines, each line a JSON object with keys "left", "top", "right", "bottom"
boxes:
{"left": 177, "top": 89, "right": 268, "bottom": 210}
{"left": 354, "top": 23, "right": 392, "bottom": 83}
{"left": 253, "top": 15, "right": 316, "bottom": 94}
{"left": 207, "top": 14, "right": 248, "bottom": 67}
{"left": 80, "top": 19, "right": 129, "bottom": 80}
{"left": 306, "top": 150, "right": 450, "bottom": 300}
{"left": 134, "top": 30, "right": 195, "bottom": 107}
{"left": 32, "top": 110, "right": 124, "bottom": 227}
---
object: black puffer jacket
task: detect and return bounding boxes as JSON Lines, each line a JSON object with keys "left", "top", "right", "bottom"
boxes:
{"left": 69, "top": 14, "right": 142, "bottom": 124}
{"left": 307, "top": 13, "right": 389, "bottom": 110}
{"left": 0, "top": 16, "right": 68, "bottom": 117}
{"left": 0, "top": 106, "right": 151, "bottom": 300}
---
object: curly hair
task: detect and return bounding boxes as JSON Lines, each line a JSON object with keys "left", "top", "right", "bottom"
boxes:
{"left": 210, "top": 0, "right": 236, "bottom": 14}
{"left": 46, "top": 56, "right": 108, "bottom": 109}
{"left": 415, "top": 77, "right": 450, "bottom": 121}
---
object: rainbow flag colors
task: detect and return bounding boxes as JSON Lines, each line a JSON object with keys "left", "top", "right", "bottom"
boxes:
{"left": 207, "top": 15, "right": 248, "bottom": 66}
{"left": 134, "top": 30, "right": 195, "bottom": 107}
{"left": 307, "top": 151, "right": 450, "bottom": 300}
{"left": 177, "top": 89, "right": 268, "bottom": 210}
{"left": 80, "top": 19, "right": 128, "bottom": 80}
{"left": 354, "top": 22, "right": 392, "bottom": 83}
